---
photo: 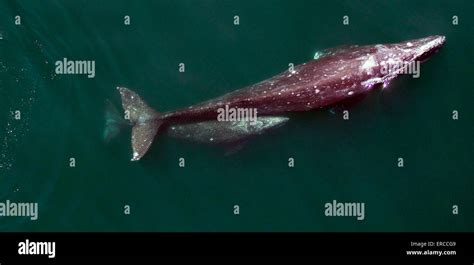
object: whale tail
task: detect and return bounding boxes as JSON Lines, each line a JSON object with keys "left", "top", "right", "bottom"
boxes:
{"left": 116, "top": 87, "right": 163, "bottom": 161}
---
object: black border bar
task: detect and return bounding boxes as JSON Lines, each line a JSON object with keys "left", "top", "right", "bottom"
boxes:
{"left": 0, "top": 232, "right": 472, "bottom": 258}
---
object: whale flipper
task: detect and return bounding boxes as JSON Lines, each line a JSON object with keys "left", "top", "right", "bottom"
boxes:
{"left": 224, "top": 141, "right": 247, "bottom": 156}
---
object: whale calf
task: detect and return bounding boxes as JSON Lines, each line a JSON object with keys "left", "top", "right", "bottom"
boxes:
{"left": 104, "top": 99, "right": 289, "bottom": 144}
{"left": 166, "top": 116, "right": 289, "bottom": 144}
{"left": 117, "top": 35, "right": 445, "bottom": 161}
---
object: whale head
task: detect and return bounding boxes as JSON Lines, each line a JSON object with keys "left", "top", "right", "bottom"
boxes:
{"left": 355, "top": 35, "right": 446, "bottom": 88}
{"left": 391, "top": 35, "right": 446, "bottom": 63}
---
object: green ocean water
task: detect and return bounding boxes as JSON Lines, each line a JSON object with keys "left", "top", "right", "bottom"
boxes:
{"left": 0, "top": 0, "right": 472, "bottom": 232}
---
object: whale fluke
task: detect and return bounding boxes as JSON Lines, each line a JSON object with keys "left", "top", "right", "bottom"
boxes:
{"left": 117, "top": 87, "right": 162, "bottom": 161}
{"left": 130, "top": 121, "right": 161, "bottom": 161}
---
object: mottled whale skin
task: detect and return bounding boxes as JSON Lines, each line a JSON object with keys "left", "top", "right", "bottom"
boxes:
{"left": 117, "top": 35, "right": 445, "bottom": 161}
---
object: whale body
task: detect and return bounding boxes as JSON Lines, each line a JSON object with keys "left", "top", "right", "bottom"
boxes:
{"left": 116, "top": 35, "right": 445, "bottom": 161}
